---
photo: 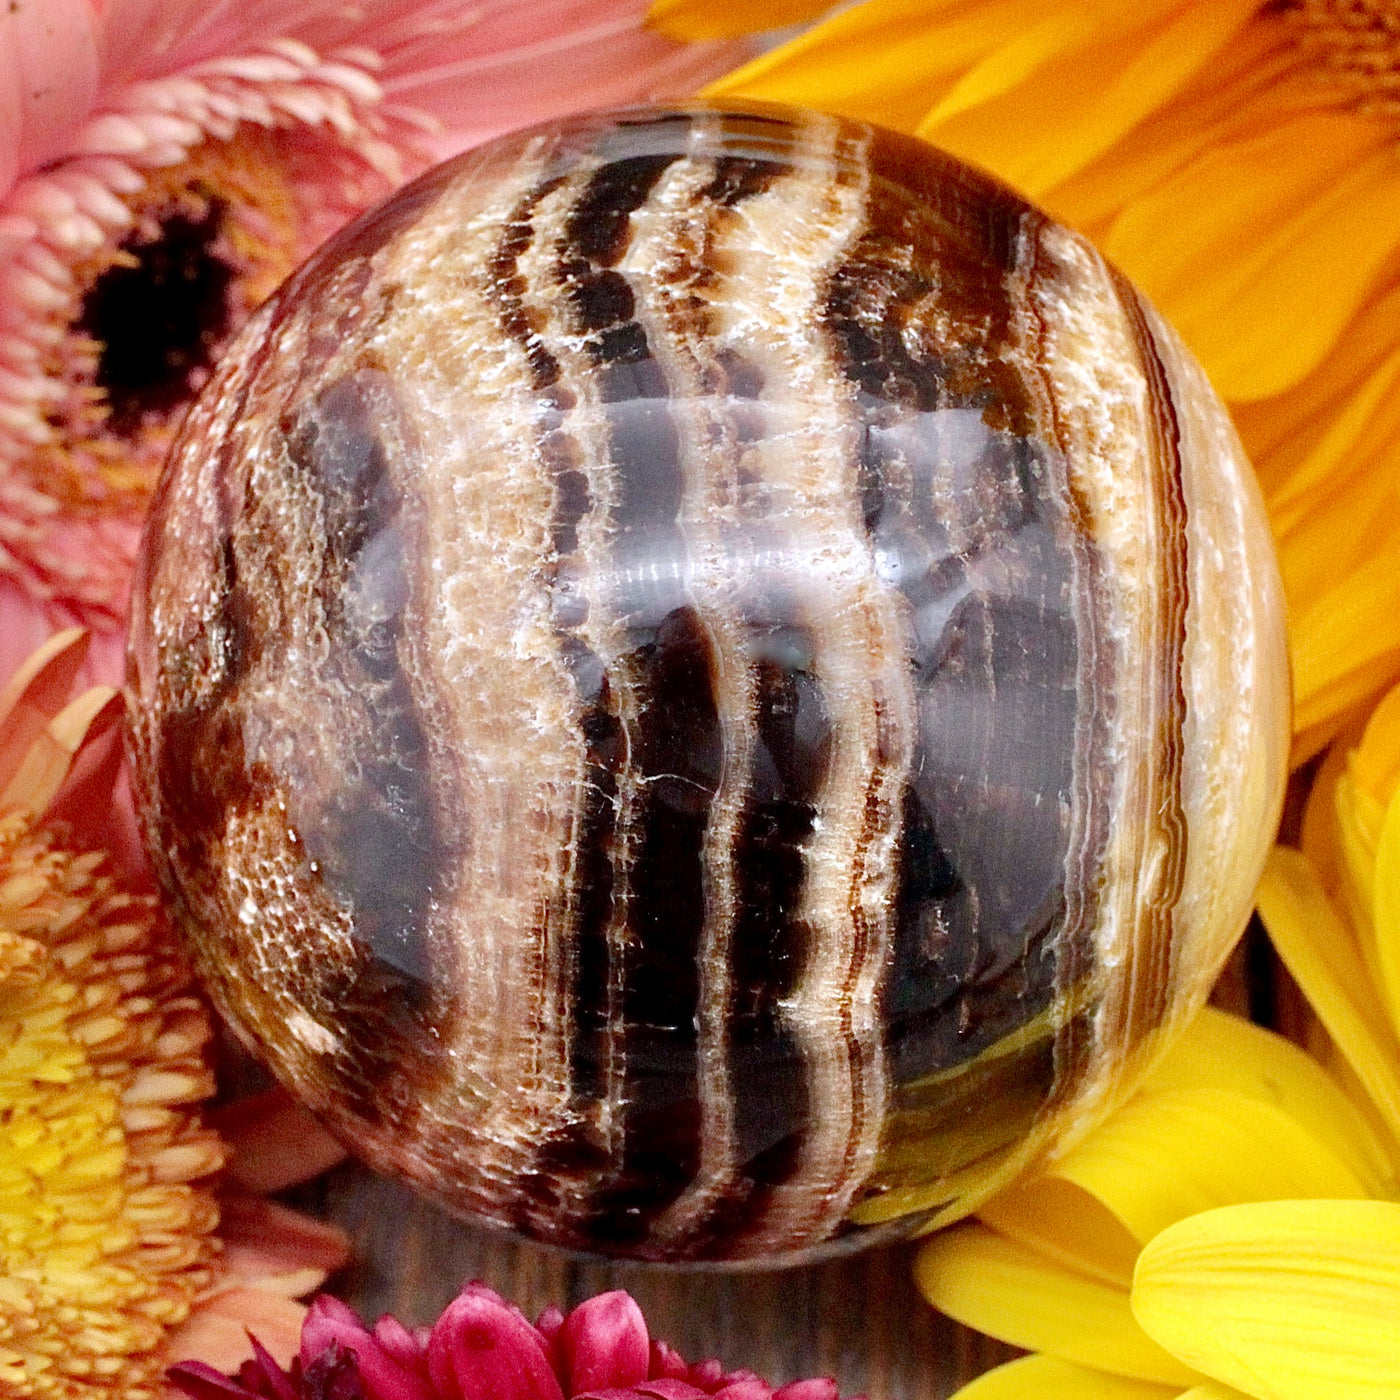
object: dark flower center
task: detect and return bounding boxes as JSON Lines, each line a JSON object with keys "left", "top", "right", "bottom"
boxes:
{"left": 78, "top": 199, "right": 236, "bottom": 433}
{"left": 1283, "top": 0, "right": 1400, "bottom": 110}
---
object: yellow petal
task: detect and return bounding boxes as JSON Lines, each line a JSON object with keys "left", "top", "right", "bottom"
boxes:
{"left": 702, "top": 0, "right": 1064, "bottom": 134}
{"left": 1369, "top": 786, "right": 1400, "bottom": 1033}
{"left": 918, "top": 0, "right": 1257, "bottom": 198}
{"left": 1289, "top": 551, "right": 1400, "bottom": 744}
{"left": 923, "top": 10, "right": 1100, "bottom": 127}
{"left": 1350, "top": 682, "right": 1400, "bottom": 808}
{"left": 949, "top": 1353, "right": 1179, "bottom": 1400}
{"left": 1299, "top": 732, "right": 1356, "bottom": 894}
{"left": 1045, "top": 17, "right": 1291, "bottom": 234}
{"left": 980, "top": 1010, "right": 1389, "bottom": 1259}
{"left": 1256, "top": 848, "right": 1400, "bottom": 1151}
{"left": 1103, "top": 113, "right": 1397, "bottom": 402}
{"left": 1267, "top": 396, "right": 1400, "bottom": 633}
{"left": 1175, "top": 1387, "right": 1255, "bottom": 1400}
{"left": 1138, "top": 1008, "right": 1392, "bottom": 1193}
{"left": 1335, "top": 771, "right": 1383, "bottom": 926}
{"left": 1257, "top": 337, "right": 1400, "bottom": 546}
{"left": 915, "top": 1222, "right": 1200, "bottom": 1386}
{"left": 1049, "top": 1089, "right": 1370, "bottom": 1246}
{"left": 1239, "top": 273, "right": 1400, "bottom": 478}
{"left": 980, "top": 1177, "right": 1140, "bottom": 1289}
{"left": 647, "top": 0, "right": 833, "bottom": 41}
{"left": 1293, "top": 669, "right": 1400, "bottom": 772}
{"left": 1132, "top": 1200, "right": 1400, "bottom": 1400}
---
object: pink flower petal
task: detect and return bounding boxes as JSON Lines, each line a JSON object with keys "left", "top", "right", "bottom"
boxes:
{"left": 373, "top": 1314, "right": 429, "bottom": 1374}
{"left": 688, "top": 1361, "right": 725, "bottom": 1391}
{"left": 558, "top": 1292, "right": 650, "bottom": 1396}
{"left": 427, "top": 1284, "right": 564, "bottom": 1400}
{"left": 648, "top": 1341, "right": 689, "bottom": 1382}
{"left": 165, "top": 1286, "right": 311, "bottom": 1372}
{"left": 536, "top": 1306, "right": 565, "bottom": 1343}
{"left": 300, "top": 1294, "right": 366, "bottom": 1349}
{"left": 91, "top": 0, "right": 211, "bottom": 85}
{"left": 167, "top": 1359, "right": 263, "bottom": 1400}
{"left": 0, "top": 0, "right": 101, "bottom": 185}
{"left": 210, "top": 1087, "right": 350, "bottom": 1194}
{"left": 302, "top": 1295, "right": 433, "bottom": 1400}
{"left": 248, "top": 1335, "right": 301, "bottom": 1400}
{"left": 712, "top": 1382, "right": 773, "bottom": 1400}
{"left": 534, "top": 1305, "right": 564, "bottom": 1381}
{"left": 0, "top": 525, "right": 139, "bottom": 689}
{"left": 381, "top": 3, "right": 752, "bottom": 160}
{"left": 89, "top": 0, "right": 749, "bottom": 136}
{"left": 0, "top": 0, "right": 750, "bottom": 647}
{"left": 635, "top": 1381, "right": 713, "bottom": 1400}
{"left": 773, "top": 1383, "right": 840, "bottom": 1400}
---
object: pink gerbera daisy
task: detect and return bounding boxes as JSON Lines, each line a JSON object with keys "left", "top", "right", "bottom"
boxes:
{"left": 0, "top": 0, "right": 749, "bottom": 686}
{"left": 170, "top": 1285, "right": 846, "bottom": 1400}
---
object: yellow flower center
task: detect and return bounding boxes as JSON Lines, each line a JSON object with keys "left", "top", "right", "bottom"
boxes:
{"left": 1285, "top": 0, "right": 1400, "bottom": 111}
{"left": 0, "top": 809, "right": 222, "bottom": 1400}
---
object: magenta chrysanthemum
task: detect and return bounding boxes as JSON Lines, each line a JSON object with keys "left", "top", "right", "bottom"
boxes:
{"left": 169, "top": 1286, "right": 845, "bottom": 1400}
{"left": 0, "top": 0, "right": 749, "bottom": 685}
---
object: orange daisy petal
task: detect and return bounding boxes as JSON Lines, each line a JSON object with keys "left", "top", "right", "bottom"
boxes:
{"left": 917, "top": 0, "right": 1258, "bottom": 199}
{"left": 1103, "top": 110, "right": 1397, "bottom": 402}
{"left": 164, "top": 1288, "right": 312, "bottom": 1374}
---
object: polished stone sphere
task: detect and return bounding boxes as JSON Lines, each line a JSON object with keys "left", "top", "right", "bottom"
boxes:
{"left": 128, "top": 103, "right": 1290, "bottom": 1264}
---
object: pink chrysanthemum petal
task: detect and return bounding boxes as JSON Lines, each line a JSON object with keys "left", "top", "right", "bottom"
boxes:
{"left": 773, "top": 1383, "right": 839, "bottom": 1400}
{"left": 250, "top": 1335, "right": 304, "bottom": 1400}
{"left": 648, "top": 1341, "right": 690, "bottom": 1383}
{"left": 373, "top": 1314, "right": 431, "bottom": 1375}
{"left": 302, "top": 1296, "right": 434, "bottom": 1400}
{"left": 632, "top": 1382, "right": 712, "bottom": 1400}
{"left": 427, "top": 1285, "right": 566, "bottom": 1400}
{"left": 299, "top": 1296, "right": 370, "bottom": 1359}
{"left": 536, "top": 1307, "right": 566, "bottom": 1345}
{"left": 712, "top": 1382, "right": 775, "bottom": 1400}
{"left": 172, "top": 1285, "right": 853, "bottom": 1400}
{"left": 167, "top": 1359, "right": 263, "bottom": 1400}
{"left": 688, "top": 1360, "right": 726, "bottom": 1390}
{"left": 558, "top": 1293, "right": 651, "bottom": 1395}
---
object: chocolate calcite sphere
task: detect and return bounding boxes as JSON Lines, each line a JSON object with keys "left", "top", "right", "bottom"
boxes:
{"left": 128, "top": 104, "right": 1289, "bottom": 1264}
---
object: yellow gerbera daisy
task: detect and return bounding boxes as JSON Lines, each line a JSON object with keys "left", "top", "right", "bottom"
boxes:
{"left": 914, "top": 1013, "right": 1400, "bottom": 1399}
{"left": 903, "top": 671, "right": 1400, "bottom": 1399}
{"left": 0, "top": 631, "right": 223, "bottom": 1399}
{"left": 649, "top": 0, "right": 1400, "bottom": 762}
{"left": 0, "top": 632, "right": 350, "bottom": 1398}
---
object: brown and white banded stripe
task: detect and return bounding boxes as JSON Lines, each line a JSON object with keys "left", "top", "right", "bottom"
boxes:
{"left": 129, "top": 103, "right": 1290, "bottom": 1263}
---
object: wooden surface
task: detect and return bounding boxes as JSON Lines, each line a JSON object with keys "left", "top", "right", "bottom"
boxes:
{"left": 288, "top": 1164, "right": 1019, "bottom": 1399}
